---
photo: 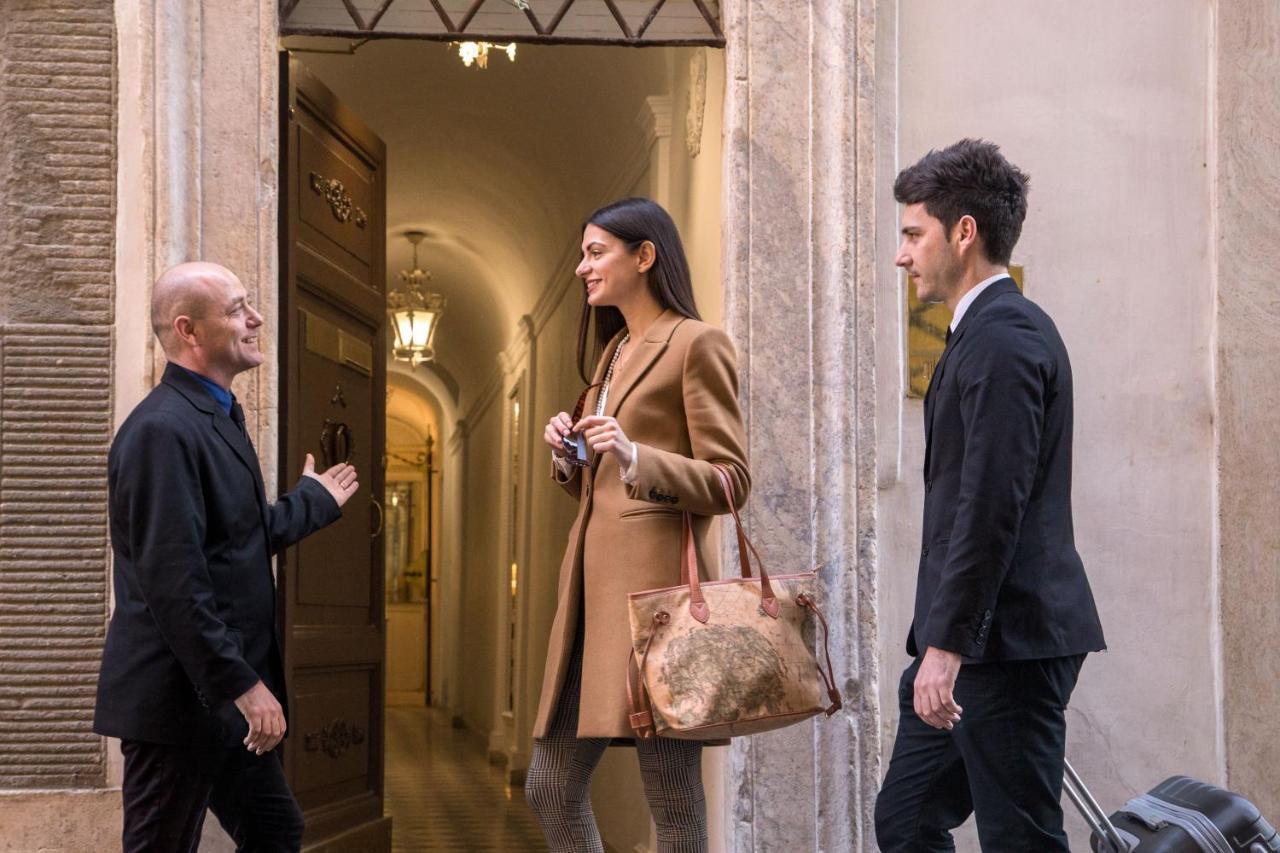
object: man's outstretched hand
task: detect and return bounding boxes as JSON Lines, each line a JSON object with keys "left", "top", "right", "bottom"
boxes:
{"left": 235, "top": 680, "right": 286, "bottom": 755}
{"left": 303, "top": 453, "right": 359, "bottom": 508}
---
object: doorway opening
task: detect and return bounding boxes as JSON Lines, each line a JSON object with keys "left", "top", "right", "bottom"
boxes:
{"left": 280, "top": 35, "right": 726, "bottom": 852}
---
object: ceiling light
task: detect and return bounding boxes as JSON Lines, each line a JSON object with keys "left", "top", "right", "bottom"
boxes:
{"left": 388, "top": 231, "right": 446, "bottom": 367}
{"left": 450, "top": 41, "right": 517, "bottom": 69}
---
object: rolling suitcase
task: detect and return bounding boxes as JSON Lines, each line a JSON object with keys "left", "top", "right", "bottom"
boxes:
{"left": 1063, "top": 760, "right": 1280, "bottom": 853}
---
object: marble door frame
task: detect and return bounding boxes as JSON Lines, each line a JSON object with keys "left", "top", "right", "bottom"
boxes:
{"left": 115, "top": 0, "right": 889, "bottom": 846}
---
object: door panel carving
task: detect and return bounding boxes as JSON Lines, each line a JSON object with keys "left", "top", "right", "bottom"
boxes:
{"left": 292, "top": 668, "right": 374, "bottom": 802}
{"left": 298, "top": 123, "right": 375, "bottom": 267}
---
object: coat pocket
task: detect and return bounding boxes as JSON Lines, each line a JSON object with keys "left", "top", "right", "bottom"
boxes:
{"left": 619, "top": 506, "right": 683, "bottom": 520}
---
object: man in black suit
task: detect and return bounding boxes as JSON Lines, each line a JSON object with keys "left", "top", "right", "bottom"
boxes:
{"left": 874, "top": 140, "right": 1106, "bottom": 852}
{"left": 94, "top": 262, "right": 359, "bottom": 852}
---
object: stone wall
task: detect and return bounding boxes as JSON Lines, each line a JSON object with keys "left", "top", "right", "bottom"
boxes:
{"left": 0, "top": 0, "right": 115, "bottom": 791}
{"left": 1216, "top": 0, "right": 1280, "bottom": 820}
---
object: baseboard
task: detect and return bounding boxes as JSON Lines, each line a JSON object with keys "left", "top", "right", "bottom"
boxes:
{"left": 386, "top": 689, "right": 426, "bottom": 707}
{"left": 302, "top": 816, "right": 392, "bottom": 853}
{"left": 487, "top": 727, "right": 506, "bottom": 765}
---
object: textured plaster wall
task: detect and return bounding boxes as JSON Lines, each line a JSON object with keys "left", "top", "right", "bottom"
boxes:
{"left": 882, "top": 2, "right": 1221, "bottom": 848}
{"left": 1216, "top": 0, "right": 1280, "bottom": 821}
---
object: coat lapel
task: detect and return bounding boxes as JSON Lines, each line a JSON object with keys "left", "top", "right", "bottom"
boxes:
{"left": 603, "top": 310, "right": 684, "bottom": 420}
{"left": 923, "top": 277, "right": 1018, "bottom": 472}
{"left": 162, "top": 364, "right": 268, "bottom": 509}
{"left": 584, "top": 310, "right": 684, "bottom": 474}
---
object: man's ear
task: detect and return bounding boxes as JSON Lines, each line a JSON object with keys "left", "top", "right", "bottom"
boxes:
{"left": 636, "top": 240, "right": 657, "bottom": 274}
{"left": 953, "top": 215, "right": 980, "bottom": 255}
{"left": 172, "top": 315, "right": 199, "bottom": 347}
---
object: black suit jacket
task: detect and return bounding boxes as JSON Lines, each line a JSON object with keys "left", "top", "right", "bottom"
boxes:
{"left": 908, "top": 277, "right": 1106, "bottom": 662}
{"left": 93, "top": 363, "right": 340, "bottom": 745}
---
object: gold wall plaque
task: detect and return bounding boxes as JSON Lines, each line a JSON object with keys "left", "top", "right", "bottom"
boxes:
{"left": 906, "top": 264, "right": 1023, "bottom": 398}
{"left": 301, "top": 309, "right": 374, "bottom": 376}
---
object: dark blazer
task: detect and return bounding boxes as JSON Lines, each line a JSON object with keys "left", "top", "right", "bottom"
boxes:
{"left": 908, "top": 277, "right": 1106, "bottom": 662}
{"left": 94, "top": 363, "right": 340, "bottom": 746}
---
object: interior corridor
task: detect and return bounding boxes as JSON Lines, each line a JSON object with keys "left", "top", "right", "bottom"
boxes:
{"left": 385, "top": 707, "right": 547, "bottom": 852}
{"left": 280, "top": 33, "right": 727, "bottom": 852}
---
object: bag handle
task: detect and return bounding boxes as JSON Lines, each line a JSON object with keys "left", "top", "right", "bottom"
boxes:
{"left": 713, "top": 466, "right": 779, "bottom": 616}
{"left": 681, "top": 466, "right": 779, "bottom": 622}
{"left": 1062, "top": 760, "right": 1135, "bottom": 853}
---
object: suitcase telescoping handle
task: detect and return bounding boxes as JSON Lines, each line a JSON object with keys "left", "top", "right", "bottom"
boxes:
{"left": 1063, "top": 760, "right": 1136, "bottom": 853}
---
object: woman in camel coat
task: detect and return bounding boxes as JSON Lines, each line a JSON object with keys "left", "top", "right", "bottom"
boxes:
{"left": 525, "top": 198, "right": 748, "bottom": 853}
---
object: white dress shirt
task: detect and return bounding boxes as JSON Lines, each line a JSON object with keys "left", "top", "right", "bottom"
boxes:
{"left": 950, "top": 271, "right": 1009, "bottom": 332}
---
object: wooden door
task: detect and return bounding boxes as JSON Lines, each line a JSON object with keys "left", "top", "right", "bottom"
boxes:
{"left": 279, "top": 54, "right": 391, "bottom": 851}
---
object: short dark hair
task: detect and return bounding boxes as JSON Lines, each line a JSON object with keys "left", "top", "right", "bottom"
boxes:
{"left": 893, "top": 139, "right": 1029, "bottom": 265}
{"left": 576, "top": 197, "right": 701, "bottom": 383}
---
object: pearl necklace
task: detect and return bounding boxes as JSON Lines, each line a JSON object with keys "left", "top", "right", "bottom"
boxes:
{"left": 595, "top": 333, "right": 630, "bottom": 416}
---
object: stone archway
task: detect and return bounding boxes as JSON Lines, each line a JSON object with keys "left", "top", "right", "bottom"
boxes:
{"left": 113, "top": 0, "right": 885, "bottom": 848}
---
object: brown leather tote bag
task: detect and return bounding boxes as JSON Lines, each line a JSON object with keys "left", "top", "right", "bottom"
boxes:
{"left": 625, "top": 467, "right": 842, "bottom": 740}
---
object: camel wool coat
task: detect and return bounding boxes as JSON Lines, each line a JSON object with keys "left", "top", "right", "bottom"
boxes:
{"left": 532, "top": 309, "right": 750, "bottom": 741}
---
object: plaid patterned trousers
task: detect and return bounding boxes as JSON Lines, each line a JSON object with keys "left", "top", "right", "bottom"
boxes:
{"left": 525, "top": 629, "right": 708, "bottom": 852}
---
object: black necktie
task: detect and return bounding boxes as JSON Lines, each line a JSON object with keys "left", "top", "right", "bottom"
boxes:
{"left": 230, "top": 401, "right": 247, "bottom": 437}
{"left": 945, "top": 326, "right": 953, "bottom": 344}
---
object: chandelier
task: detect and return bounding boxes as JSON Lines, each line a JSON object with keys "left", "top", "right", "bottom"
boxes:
{"left": 388, "top": 231, "right": 446, "bottom": 367}
{"left": 450, "top": 41, "right": 517, "bottom": 69}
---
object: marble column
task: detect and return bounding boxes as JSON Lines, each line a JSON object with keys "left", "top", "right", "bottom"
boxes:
{"left": 114, "top": 2, "right": 278, "bottom": 849}
{"left": 1216, "top": 0, "right": 1280, "bottom": 821}
{"left": 721, "top": 0, "right": 882, "bottom": 849}
{"left": 116, "top": 0, "right": 280, "bottom": 491}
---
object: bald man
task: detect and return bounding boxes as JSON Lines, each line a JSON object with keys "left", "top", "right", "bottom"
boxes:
{"left": 94, "top": 263, "right": 359, "bottom": 852}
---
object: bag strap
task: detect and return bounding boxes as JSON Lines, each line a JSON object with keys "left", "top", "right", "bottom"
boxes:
{"left": 796, "top": 593, "right": 844, "bottom": 715}
{"left": 626, "top": 611, "right": 669, "bottom": 738}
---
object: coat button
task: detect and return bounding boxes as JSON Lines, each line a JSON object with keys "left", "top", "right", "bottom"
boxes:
{"left": 926, "top": 479, "right": 933, "bottom": 493}
{"left": 921, "top": 546, "right": 930, "bottom": 557}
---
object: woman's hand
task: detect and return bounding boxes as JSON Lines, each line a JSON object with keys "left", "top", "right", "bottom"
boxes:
{"left": 544, "top": 411, "right": 574, "bottom": 457}
{"left": 573, "top": 415, "right": 634, "bottom": 470}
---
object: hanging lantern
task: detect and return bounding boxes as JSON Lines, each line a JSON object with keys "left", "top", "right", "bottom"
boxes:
{"left": 388, "top": 231, "right": 446, "bottom": 366}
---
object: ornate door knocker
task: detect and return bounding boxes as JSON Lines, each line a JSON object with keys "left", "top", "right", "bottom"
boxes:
{"left": 319, "top": 419, "right": 354, "bottom": 468}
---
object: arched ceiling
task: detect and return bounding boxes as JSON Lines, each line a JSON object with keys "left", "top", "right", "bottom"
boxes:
{"left": 284, "top": 38, "right": 677, "bottom": 407}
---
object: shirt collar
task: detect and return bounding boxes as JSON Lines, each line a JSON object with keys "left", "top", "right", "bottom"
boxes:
{"left": 172, "top": 364, "right": 233, "bottom": 415}
{"left": 950, "top": 271, "right": 1009, "bottom": 332}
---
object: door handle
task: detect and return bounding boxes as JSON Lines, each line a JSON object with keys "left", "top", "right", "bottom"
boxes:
{"left": 320, "top": 420, "right": 355, "bottom": 467}
{"left": 370, "top": 497, "right": 384, "bottom": 539}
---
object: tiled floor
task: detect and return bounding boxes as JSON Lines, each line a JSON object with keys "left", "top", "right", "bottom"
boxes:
{"left": 384, "top": 706, "right": 549, "bottom": 852}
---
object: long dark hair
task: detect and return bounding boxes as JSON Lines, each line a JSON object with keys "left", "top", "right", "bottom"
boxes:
{"left": 575, "top": 197, "right": 701, "bottom": 382}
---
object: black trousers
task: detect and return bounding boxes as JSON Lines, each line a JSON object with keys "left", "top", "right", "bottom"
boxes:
{"left": 120, "top": 739, "right": 304, "bottom": 853}
{"left": 874, "top": 654, "right": 1085, "bottom": 853}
